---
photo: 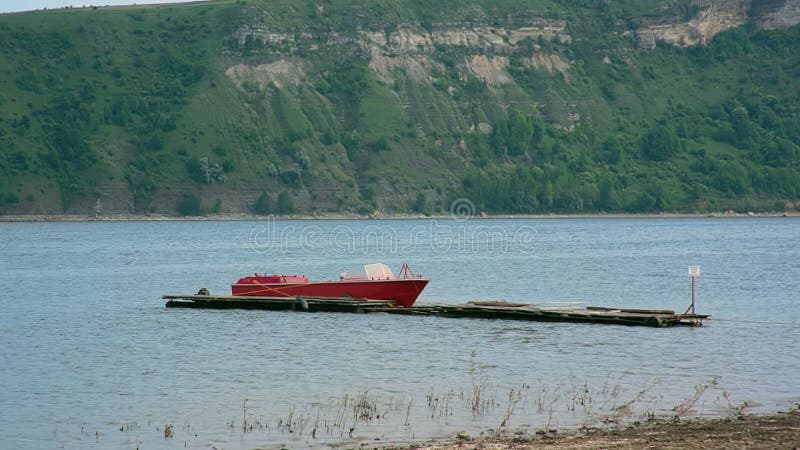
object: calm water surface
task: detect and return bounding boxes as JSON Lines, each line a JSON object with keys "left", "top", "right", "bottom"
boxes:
{"left": 1, "top": 218, "right": 799, "bottom": 449}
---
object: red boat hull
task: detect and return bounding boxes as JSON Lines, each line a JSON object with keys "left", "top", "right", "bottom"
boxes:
{"left": 231, "top": 279, "right": 429, "bottom": 307}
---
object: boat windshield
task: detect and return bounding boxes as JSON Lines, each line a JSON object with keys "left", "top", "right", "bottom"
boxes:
{"left": 340, "top": 263, "right": 395, "bottom": 280}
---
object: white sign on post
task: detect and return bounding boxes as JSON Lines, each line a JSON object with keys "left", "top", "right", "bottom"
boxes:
{"left": 688, "top": 266, "right": 700, "bottom": 277}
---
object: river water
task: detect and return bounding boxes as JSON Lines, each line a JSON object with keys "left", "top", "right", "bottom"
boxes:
{"left": 1, "top": 217, "right": 798, "bottom": 449}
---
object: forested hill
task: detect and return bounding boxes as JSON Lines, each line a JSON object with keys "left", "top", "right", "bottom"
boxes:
{"left": 1, "top": 0, "right": 799, "bottom": 216}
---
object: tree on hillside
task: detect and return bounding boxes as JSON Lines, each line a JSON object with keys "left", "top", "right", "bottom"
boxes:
{"left": 642, "top": 124, "right": 680, "bottom": 161}
{"left": 599, "top": 177, "right": 618, "bottom": 210}
{"left": 413, "top": 192, "right": 427, "bottom": 213}
{"left": 177, "top": 193, "right": 203, "bottom": 216}
{"left": 322, "top": 59, "right": 370, "bottom": 104}
{"left": 508, "top": 111, "right": 533, "bottom": 156}
{"left": 253, "top": 191, "right": 271, "bottom": 215}
{"left": 491, "top": 112, "right": 545, "bottom": 158}
{"left": 276, "top": 191, "right": 295, "bottom": 214}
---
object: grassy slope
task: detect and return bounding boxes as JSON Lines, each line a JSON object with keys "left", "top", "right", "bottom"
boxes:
{"left": 0, "top": 0, "right": 798, "bottom": 215}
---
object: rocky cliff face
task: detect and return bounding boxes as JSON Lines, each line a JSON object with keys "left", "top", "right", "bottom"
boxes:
{"left": 228, "top": 21, "right": 572, "bottom": 86}
{"left": 637, "top": 0, "right": 800, "bottom": 49}
{"left": 752, "top": 0, "right": 800, "bottom": 30}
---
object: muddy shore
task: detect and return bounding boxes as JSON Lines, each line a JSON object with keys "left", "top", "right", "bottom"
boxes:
{"left": 396, "top": 411, "right": 800, "bottom": 449}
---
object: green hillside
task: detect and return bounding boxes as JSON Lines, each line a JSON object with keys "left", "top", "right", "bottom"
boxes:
{"left": 1, "top": 0, "right": 799, "bottom": 215}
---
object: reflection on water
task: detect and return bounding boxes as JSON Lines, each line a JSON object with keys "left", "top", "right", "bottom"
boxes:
{"left": 1, "top": 218, "right": 799, "bottom": 449}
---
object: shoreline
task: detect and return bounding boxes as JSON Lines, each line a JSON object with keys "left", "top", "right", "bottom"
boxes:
{"left": 397, "top": 410, "right": 800, "bottom": 449}
{"left": 2, "top": 211, "right": 799, "bottom": 222}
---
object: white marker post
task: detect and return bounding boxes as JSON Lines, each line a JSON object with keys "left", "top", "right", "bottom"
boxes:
{"left": 688, "top": 265, "right": 700, "bottom": 315}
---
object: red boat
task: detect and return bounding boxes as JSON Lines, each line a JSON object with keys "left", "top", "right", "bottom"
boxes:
{"left": 231, "top": 263, "right": 429, "bottom": 307}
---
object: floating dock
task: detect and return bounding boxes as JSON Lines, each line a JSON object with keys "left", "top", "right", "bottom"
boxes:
{"left": 163, "top": 294, "right": 395, "bottom": 312}
{"left": 163, "top": 294, "right": 708, "bottom": 328}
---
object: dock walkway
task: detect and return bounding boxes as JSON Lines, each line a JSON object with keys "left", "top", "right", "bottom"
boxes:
{"left": 163, "top": 294, "right": 708, "bottom": 328}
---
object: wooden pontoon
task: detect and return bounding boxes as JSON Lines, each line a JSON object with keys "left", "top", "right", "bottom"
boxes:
{"left": 163, "top": 295, "right": 708, "bottom": 328}
{"left": 163, "top": 294, "right": 394, "bottom": 312}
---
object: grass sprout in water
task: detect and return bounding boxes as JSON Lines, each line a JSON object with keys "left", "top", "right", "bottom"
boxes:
{"left": 85, "top": 357, "right": 752, "bottom": 448}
